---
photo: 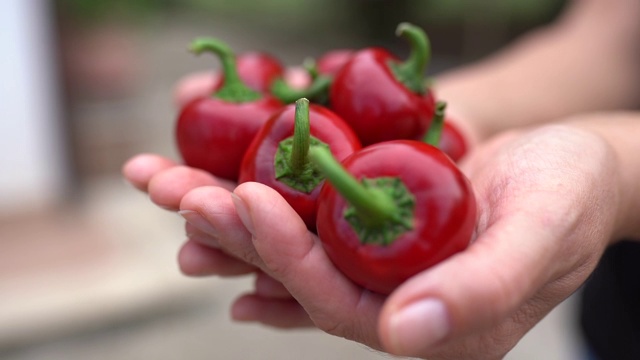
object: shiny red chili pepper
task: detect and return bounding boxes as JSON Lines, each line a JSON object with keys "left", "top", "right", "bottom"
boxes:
{"left": 176, "top": 38, "right": 283, "bottom": 181}
{"left": 269, "top": 50, "right": 354, "bottom": 106}
{"left": 439, "top": 121, "right": 468, "bottom": 162}
{"left": 211, "top": 51, "right": 284, "bottom": 93}
{"left": 423, "top": 91, "right": 468, "bottom": 161}
{"left": 422, "top": 101, "right": 468, "bottom": 162}
{"left": 329, "top": 23, "right": 437, "bottom": 146}
{"left": 309, "top": 140, "right": 477, "bottom": 294}
{"left": 316, "top": 49, "right": 355, "bottom": 76}
{"left": 239, "top": 98, "right": 361, "bottom": 230}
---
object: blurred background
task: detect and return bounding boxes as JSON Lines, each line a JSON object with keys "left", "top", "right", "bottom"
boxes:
{"left": 1, "top": 0, "right": 589, "bottom": 359}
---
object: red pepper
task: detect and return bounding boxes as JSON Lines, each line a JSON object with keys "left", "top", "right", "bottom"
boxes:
{"left": 422, "top": 101, "right": 468, "bottom": 162}
{"left": 316, "top": 49, "right": 355, "bottom": 76}
{"left": 176, "top": 38, "right": 284, "bottom": 181}
{"left": 423, "top": 91, "right": 468, "bottom": 162}
{"left": 239, "top": 98, "right": 361, "bottom": 230}
{"left": 329, "top": 23, "right": 437, "bottom": 146}
{"left": 439, "top": 121, "right": 468, "bottom": 162}
{"left": 269, "top": 50, "right": 354, "bottom": 106}
{"left": 309, "top": 140, "right": 476, "bottom": 294}
{"left": 211, "top": 51, "right": 284, "bottom": 93}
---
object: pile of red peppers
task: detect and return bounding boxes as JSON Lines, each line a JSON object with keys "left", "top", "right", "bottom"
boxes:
{"left": 175, "top": 22, "right": 477, "bottom": 295}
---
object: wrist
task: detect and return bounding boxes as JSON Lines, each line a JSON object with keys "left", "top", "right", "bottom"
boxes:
{"left": 564, "top": 112, "right": 640, "bottom": 241}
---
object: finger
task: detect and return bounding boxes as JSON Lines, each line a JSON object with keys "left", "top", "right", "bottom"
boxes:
{"left": 179, "top": 186, "right": 264, "bottom": 269}
{"left": 231, "top": 294, "right": 314, "bottom": 328}
{"left": 377, "top": 211, "right": 571, "bottom": 358}
{"left": 178, "top": 239, "right": 256, "bottom": 277}
{"left": 254, "top": 271, "right": 293, "bottom": 299}
{"left": 122, "top": 154, "right": 177, "bottom": 192}
{"left": 148, "top": 166, "right": 234, "bottom": 211}
{"left": 232, "top": 182, "right": 385, "bottom": 347}
{"left": 174, "top": 71, "right": 219, "bottom": 108}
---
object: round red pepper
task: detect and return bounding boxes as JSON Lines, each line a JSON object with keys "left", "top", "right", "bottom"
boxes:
{"left": 423, "top": 91, "right": 468, "bottom": 162}
{"left": 329, "top": 23, "right": 437, "bottom": 146}
{"left": 309, "top": 140, "right": 477, "bottom": 294}
{"left": 269, "top": 50, "right": 354, "bottom": 106}
{"left": 421, "top": 101, "right": 468, "bottom": 162}
{"left": 211, "top": 51, "right": 284, "bottom": 93}
{"left": 439, "top": 121, "right": 468, "bottom": 162}
{"left": 239, "top": 98, "right": 361, "bottom": 230}
{"left": 176, "top": 38, "right": 283, "bottom": 181}
{"left": 316, "top": 49, "right": 355, "bottom": 76}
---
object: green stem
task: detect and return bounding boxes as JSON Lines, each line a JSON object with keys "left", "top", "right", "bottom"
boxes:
{"left": 423, "top": 101, "right": 447, "bottom": 146}
{"left": 303, "top": 57, "right": 320, "bottom": 80}
{"left": 271, "top": 75, "right": 332, "bottom": 104}
{"left": 308, "top": 147, "right": 399, "bottom": 226}
{"left": 390, "top": 22, "right": 431, "bottom": 94}
{"left": 189, "top": 37, "right": 261, "bottom": 103}
{"left": 290, "top": 98, "right": 311, "bottom": 173}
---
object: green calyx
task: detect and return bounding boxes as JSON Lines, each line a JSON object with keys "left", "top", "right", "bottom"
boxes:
{"left": 189, "top": 37, "right": 262, "bottom": 103}
{"left": 423, "top": 100, "right": 447, "bottom": 146}
{"left": 388, "top": 22, "right": 431, "bottom": 95}
{"left": 274, "top": 98, "right": 329, "bottom": 193}
{"left": 308, "top": 147, "right": 416, "bottom": 246}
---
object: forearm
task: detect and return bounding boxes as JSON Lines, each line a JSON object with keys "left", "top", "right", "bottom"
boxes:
{"left": 435, "top": 0, "right": 640, "bottom": 145}
{"left": 565, "top": 111, "right": 640, "bottom": 241}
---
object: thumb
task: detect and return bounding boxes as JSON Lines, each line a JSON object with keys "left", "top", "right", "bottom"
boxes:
{"left": 378, "top": 212, "right": 562, "bottom": 358}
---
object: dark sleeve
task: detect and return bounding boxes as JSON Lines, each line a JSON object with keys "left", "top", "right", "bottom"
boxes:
{"left": 579, "top": 240, "right": 640, "bottom": 360}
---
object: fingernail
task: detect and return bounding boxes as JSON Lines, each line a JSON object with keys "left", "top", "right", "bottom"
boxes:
{"left": 230, "top": 193, "right": 255, "bottom": 235}
{"left": 179, "top": 210, "right": 220, "bottom": 238}
{"left": 388, "top": 299, "right": 450, "bottom": 355}
{"left": 184, "top": 222, "right": 220, "bottom": 248}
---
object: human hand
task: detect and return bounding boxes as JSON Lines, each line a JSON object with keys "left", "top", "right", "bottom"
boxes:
{"left": 161, "top": 122, "right": 625, "bottom": 359}
{"left": 124, "top": 65, "right": 634, "bottom": 358}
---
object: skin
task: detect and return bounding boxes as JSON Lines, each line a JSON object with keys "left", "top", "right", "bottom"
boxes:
{"left": 122, "top": 0, "right": 640, "bottom": 358}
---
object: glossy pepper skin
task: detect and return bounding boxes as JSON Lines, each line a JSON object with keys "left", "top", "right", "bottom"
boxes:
{"left": 310, "top": 141, "right": 476, "bottom": 294}
{"left": 439, "top": 121, "right": 468, "bottom": 162}
{"left": 421, "top": 98, "right": 468, "bottom": 162}
{"left": 329, "top": 23, "right": 436, "bottom": 146}
{"left": 239, "top": 98, "right": 361, "bottom": 230}
{"left": 269, "top": 50, "right": 354, "bottom": 106}
{"left": 316, "top": 49, "right": 355, "bottom": 76}
{"left": 176, "top": 38, "right": 283, "bottom": 181}
{"left": 423, "top": 91, "right": 468, "bottom": 162}
{"left": 211, "top": 52, "right": 284, "bottom": 93}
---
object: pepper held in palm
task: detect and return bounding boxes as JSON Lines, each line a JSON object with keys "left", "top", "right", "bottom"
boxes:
{"left": 176, "top": 38, "right": 283, "bottom": 181}
{"left": 329, "top": 22, "right": 437, "bottom": 146}
{"left": 239, "top": 98, "right": 361, "bottom": 230}
{"left": 422, "top": 101, "right": 468, "bottom": 162}
{"left": 309, "top": 140, "right": 476, "bottom": 294}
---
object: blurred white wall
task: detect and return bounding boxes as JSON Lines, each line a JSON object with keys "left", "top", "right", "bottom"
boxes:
{"left": 0, "top": 0, "right": 68, "bottom": 216}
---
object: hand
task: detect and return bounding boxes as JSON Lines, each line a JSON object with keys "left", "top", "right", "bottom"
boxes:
{"left": 122, "top": 152, "right": 384, "bottom": 333}
{"left": 123, "top": 123, "right": 622, "bottom": 359}
{"left": 378, "top": 124, "right": 620, "bottom": 358}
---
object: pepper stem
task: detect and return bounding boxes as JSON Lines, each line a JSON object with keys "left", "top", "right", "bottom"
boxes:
{"left": 303, "top": 57, "right": 320, "bottom": 80}
{"left": 189, "top": 37, "right": 261, "bottom": 103}
{"left": 308, "top": 147, "right": 400, "bottom": 227}
{"left": 271, "top": 74, "right": 332, "bottom": 104}
{"left": 390, "top": 22, "right": 431, "bottom": 94}
{"left": 274, "top": 99, "right": 329, "bottom": 193}
{"left": 290, "top": 98, "right": 311, "bottom": 173}
{"left": 423, "top": 101, "right": 447, "bottom": 146}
